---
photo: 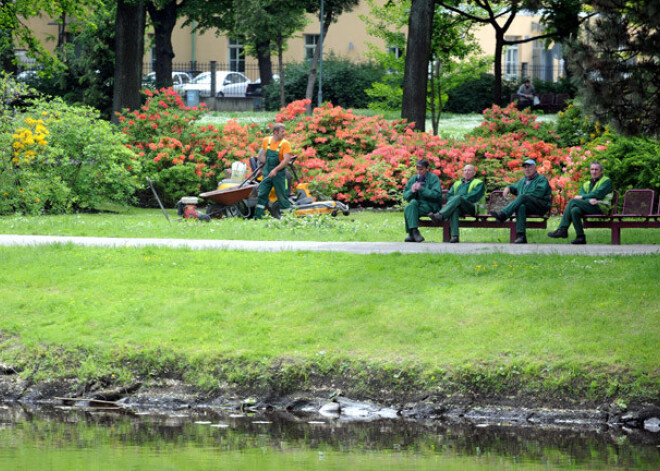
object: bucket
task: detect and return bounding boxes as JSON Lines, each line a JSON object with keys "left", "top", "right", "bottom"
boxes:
{"left": 186, "top": 89, "right": 200, "bottom": 107}
{"left": 231, "top": 161, "right": 247, "bottom": 182}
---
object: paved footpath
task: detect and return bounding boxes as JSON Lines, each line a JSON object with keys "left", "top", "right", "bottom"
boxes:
{"left": 1, "top": 234, "right": 658, "bottom": 256}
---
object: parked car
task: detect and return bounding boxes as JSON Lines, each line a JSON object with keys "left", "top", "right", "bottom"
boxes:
{"left": 142, "top": 71, "right": 192, "bottom": 93}
{"left": 181, "top": 71, "right": 251, "bottom": 97}
{"left": 245, "top": 74, "right": 280, "bottom": 97}
{"left": 245, "top": 80, "right": 262, "bottom": 97}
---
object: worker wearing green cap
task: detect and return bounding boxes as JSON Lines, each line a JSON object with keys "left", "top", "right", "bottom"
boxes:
{"left": 490, "top": 159, "right": 552, "bottom": 243}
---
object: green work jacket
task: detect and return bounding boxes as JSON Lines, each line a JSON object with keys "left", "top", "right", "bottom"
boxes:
{"left": 403, "top": 171, "right": 443, "bottom": 210}
{"left": 507, "top": 173, "right": 553, "bottom": 210}
{"left": 579, "top": 176, "right": 614, "bottom": 213}
{"left": 449, "top": 178, "right": 486, "bottom": 213}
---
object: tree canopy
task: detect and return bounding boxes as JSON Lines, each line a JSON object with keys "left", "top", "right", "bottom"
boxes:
{"left": 568, "top": 0, "right": 660, "bottom": 137}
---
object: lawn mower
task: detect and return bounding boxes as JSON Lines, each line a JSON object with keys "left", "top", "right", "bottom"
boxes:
{"left": 176, "top": 157, "right": 350, "bottom": 220}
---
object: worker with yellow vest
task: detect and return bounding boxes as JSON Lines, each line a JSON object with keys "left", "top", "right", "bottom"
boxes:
{"left": 429, "top": 164, "right": 485, "bottom": 243}
{"left": 254, "top": 123, "right": 292, "bottom": 219}
{"left": 548, "top": 161, "right": 613, "bottom": 244}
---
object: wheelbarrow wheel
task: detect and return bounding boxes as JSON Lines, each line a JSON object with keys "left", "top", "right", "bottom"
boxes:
{"left": 206, "top": 204, "right": 224, "bottom": 219}
{"left": 224, "top": 200, "right": 250, "bottom": 219}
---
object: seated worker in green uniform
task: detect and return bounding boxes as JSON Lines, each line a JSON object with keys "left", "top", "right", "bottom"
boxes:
{"left": 490, "top": 159, "right": 552, "bottom": 244}
{"left": 254, "top": 123, "right": 292, "bottom": 219}
{"left": 429, "top": 164, "right": 485, "bottom": 243}
{"left": 547, "top": 161, "right": 613, "bottom": 245}
{"left": 403, "top": 159, "right": 443, "bottom": 242}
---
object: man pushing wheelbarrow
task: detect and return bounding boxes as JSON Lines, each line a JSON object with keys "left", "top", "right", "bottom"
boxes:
{"left": 253, "top": 123, "right": 292, "bottom": 219}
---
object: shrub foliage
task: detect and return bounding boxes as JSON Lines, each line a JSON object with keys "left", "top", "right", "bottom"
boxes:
{"left": 0, "top": 85, "right": 140, "bottom": 215}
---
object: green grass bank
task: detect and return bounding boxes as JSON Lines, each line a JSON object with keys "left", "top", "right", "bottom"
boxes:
{"left": 1, "top": 242, "right": 658, "bottom": 406}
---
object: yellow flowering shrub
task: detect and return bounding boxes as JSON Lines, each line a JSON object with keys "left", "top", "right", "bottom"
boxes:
{"left": 12, "top": 117, "right": 49, "bottom": 166}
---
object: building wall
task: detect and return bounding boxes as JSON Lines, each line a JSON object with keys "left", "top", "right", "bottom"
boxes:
{"left": 19, "top": 3, "right": 563, "bottom": 82}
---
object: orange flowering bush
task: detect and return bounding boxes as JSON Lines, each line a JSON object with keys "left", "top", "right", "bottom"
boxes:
{"left": 119, "top": 94, "right": 598, "bottom": 210}
{"left": 118, "top": 88, "right": 266, "bottom": 205}
{"left": 275, "top": 98, "right": 311, "bottom": 122}
{"left": 469, "top": 103, "right": 560, "bottom": 143}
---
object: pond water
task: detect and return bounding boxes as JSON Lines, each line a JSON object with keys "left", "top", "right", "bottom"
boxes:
{"left": 1, "top": 404, "right": 658, "bottom": 471}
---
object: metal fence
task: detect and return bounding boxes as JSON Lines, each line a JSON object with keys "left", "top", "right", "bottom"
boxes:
{"left": 143, "top": 62, "right": 262, "bottom": 82}
{"left": 488, "top": 63, "right": 567, "bottom": 83}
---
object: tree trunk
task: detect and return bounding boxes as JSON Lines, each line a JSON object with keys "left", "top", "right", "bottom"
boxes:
{"left": 277, "top": 37, "right": 285, "bottom": 108}
{"left": 305, "top": 9, "right": 333, "bottom": 114}
{"left": 401, "top": 0, "right": 435, "bottom": 132}
{"left": 146, "top": 0, "right": 178, "bottom": 89}
{"left": 255, "top": 39, "right": 273, "bottom": 86}
{"left": 113, "top": 0, "right": 146, "bottom": 123}
{"left": 493, "top": 31, "right": 504, "bottom": 106}
{"left": 0, "top": 28, "right": 16, "bottom": 74}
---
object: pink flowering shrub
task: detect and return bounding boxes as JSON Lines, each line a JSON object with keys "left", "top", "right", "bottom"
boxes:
{"left": 276, "top": 99, "right": 311, "bottom": 122}
{"left": 119, "top": 94, "right": 598, "bottom": 210}
{"left": 469, "top": 103, "right": 560, "bottom": 144}
{"left": 118, "top": 88, "right": 265, "bottom": 205}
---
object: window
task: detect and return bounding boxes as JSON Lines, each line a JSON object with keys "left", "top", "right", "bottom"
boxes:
{"left": 228, "top": 38, "right": 245, "bottom": 73}
{"left": 504, "top": 38, "right": 519, "bottom": 80}
{"left": 388, "top": 46, "right": 403, "bottom": 59}
{"left": 305, "top": 34, "right": 320, "bottom": 61}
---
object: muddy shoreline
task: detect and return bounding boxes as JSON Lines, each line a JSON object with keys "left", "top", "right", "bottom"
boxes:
{"left": 2, "top": 375, "right": 659, "bottom": 438}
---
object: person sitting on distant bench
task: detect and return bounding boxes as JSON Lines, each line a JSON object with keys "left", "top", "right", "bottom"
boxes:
{"left": 490, "top": 159, "right": 552, "bottom": 244}
{"left": 517, "top": 79, "right": 536, "bottom": 109}
{"left": 429, "top": 164, "right": 485, "bottom": 243}
{"left": 403, "top": 159, "right": 443, "bottom": 242}
{"left": 547, "top": 161, "right": 613, "bottom": 245}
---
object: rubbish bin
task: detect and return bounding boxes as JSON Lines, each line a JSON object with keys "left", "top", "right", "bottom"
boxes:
{"left": 186, "top": 90, "right": 200, "bottom": 107}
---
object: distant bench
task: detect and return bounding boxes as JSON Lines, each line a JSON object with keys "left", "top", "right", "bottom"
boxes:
{"left": 583, "top": 189, "right": 660, "bottom": 244}
{"left": 418, "top": 190, "right": 549, "bottom": 243}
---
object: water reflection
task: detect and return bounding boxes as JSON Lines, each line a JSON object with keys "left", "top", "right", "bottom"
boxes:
{"left": 0, "top": 404, "right": 658, "bottom": 470}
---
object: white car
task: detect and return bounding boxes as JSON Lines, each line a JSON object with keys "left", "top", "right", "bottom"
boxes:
{"left": 181, "top": 71, "right": 250, "bottom": 97}
{"left": 142, "top": 71, "right": 192, "bottom": 93}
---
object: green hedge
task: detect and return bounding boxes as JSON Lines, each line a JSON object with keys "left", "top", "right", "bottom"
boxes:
{"left": 444, "top": 73, "right": 576, "bottom": 114}
{"left": 263, "top": 57, "right": 385, "bottom": 111}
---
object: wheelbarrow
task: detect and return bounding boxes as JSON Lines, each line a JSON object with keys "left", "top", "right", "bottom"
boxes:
{"left": 197, "top": 161, "right": 264, "bottom": 219}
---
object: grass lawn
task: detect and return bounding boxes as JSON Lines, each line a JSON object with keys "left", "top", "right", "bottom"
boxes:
{"left": 1, "top": 208, "right": 659, "bottom": 245}
{"left": 0, "top": 238, "right": 658, "bottom": 401}
{"left": 200, "top": 110, "right": 558, "bottom": 140}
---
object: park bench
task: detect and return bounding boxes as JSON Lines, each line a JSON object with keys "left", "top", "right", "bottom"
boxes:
{"left": 510, "top": 92, "right": 570, "bottom": 113}
{"left": 419, "top": 190, "right": 549, "bottom": 243}
{"left": 582, "top": 189, "right": 660, "bottom": 244}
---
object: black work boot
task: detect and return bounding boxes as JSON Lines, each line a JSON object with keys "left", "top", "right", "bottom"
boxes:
{"left": 429, "top": 212, "right": 444, "bottom": 223}
{"left": 547, "top": 227, "right": 568, "bottom": 239}
{"left": 490, "top": 210, "right": 507, "bottom": 223}
{"left": 571, "top": 235, "right": 587, "bottom": 245}
{"left": 405, "top": 231, "right": 415, "bottom": 242}
{"left": 449, "top": 236, "right": 459, "bottom": 243}
{"left": 412, "top": 228, "right": 425, "bottom": 243}
{"left": 514, "top": 233, "right": 527, "bottom": 244}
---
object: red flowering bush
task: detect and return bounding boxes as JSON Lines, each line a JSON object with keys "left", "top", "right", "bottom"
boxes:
{"left": 469, "top": 103, "right": 560, "bottom": 144}
{"left": 118, "top": 88, "right": 265, "bottom": 205}
{"left": 118, "top": 94, "right": 597, "bottom": 211}
{"left": 276, "top": 98, "right": 311, "bottom": 122}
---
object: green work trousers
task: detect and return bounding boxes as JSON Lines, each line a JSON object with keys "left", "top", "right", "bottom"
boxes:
{"left": 501, "top": 195, "right": 549, "bottom": 234}
{"left": 438, "top": 196, "right": 476, "bottom": 237}
{"left": 558, "top": 198, "right": 603, "bottom": 237}
{"left": 254, "top": 150, "right": 291, "bottom": 219}
{"left": 404, "top": 199, "right": 435, "bottom": 232}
